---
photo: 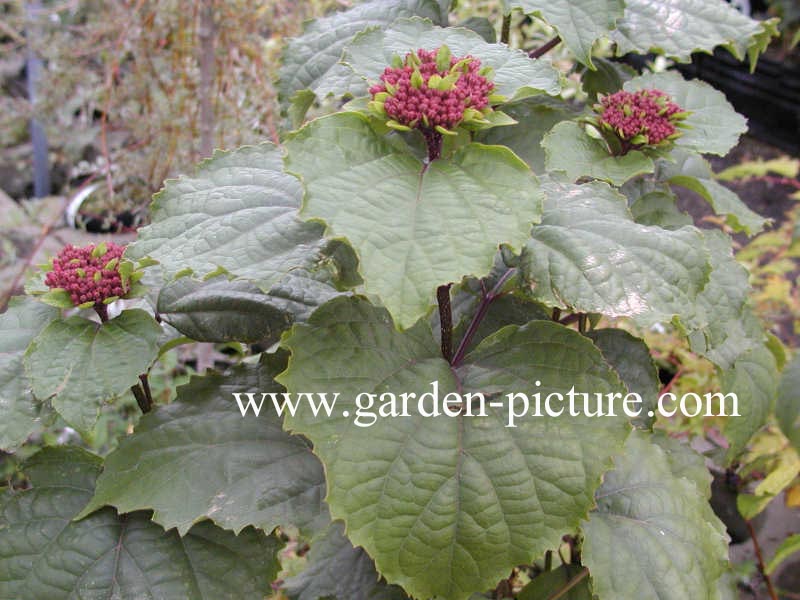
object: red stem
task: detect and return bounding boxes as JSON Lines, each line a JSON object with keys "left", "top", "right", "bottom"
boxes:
{"left": 451, "top": 268, "right": 517, "bottom": 366}
{"left": 746, "top": 519, "right": 779, "bottom": 600}
{"left": 529, "top": 35, "right": 561, "bottom": 59}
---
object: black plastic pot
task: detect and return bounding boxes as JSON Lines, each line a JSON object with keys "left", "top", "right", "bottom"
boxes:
{"left": 676, "top": 48, "right": 800, "bottom": 155}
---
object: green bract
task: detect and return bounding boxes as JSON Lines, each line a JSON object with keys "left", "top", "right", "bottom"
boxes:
{"left": 1, "top": 1, "right": 785, "bottom": 599}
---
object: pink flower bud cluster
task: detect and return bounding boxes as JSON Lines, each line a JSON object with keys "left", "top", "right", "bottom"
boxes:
{"left": 597, "top": 89, "right": 683, "bottom": 145}
{"left": 45, "top": 243, "right": 127, "bottom": 306}
{"left": 369, "top": 48, "right": 494, "bottom": 130}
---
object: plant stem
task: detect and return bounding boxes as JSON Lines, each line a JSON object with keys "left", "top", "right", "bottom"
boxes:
{"left": 93, "top": 303, "right": 109, "bottom": 323}
{"left": 452, "top": 268, "right": 517, "bottom": 366}
{"left": 501, "top": 13, "right": 511, "bottom": 45}
{"left": 130, "top": 383, "right": 151, "bottom": 414}
{"left": 423, "top": 128, "right": 443, "bottom": 162}
{"left": 578, "top": 314, "right": 587, "bottom": 333}
{"left": 659, "top": 365, "right": 684, "bottom": 396}
{"left": 545, "top": 550, "right": 553, "bottom": 571}
{"left": 746, "top": 519, "right": 779, "bottom": 600}
{"left": 529, "top": 35, "right": 561, "bottom": 59}
{"left": 558, "top": 313, "right": 581, "bottom": 327}
{"left": 547, "top": 567, "right": 589, "bottom": 600}
{"left": 437, "top": 284, "right": 453, "bottom": 362}
{"left": 139, "top": 374, "right": 153, "bottom": 410}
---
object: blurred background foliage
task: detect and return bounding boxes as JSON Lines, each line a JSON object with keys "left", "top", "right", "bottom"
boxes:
{"left": 1, "top": 0, "right": 341, "bottom": 208}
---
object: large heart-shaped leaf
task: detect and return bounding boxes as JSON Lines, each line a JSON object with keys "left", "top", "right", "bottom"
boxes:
{"left": 503, "top": 0, "right": 625, "bottom": 67}
{"left": 343, "top": 17, "right": 562, "bottom": 100}
{"left": 0, "top": 447, "right": 282, "bottom": 600}
{"left": 521, "top": 180, "right": 710, "bottom": 324}
{"left": 586, "top": 328, "right": 659, "bottom": 428}
{"left": 24, "top": 309, "right": 161, "bottom": 433}
{"left": 721, "top": 343, "right": 779, "bottom": 462}
{"left": 542, "top": 120, "right": 655, "bottom": 185}
{"left": 285, "top": 112, "right": 543, "bottom": 329}
{"left": 581, "top": 431, "right": 729, "bottom": 600}
{"left": 283, "top": 520, "right": 409, "bottom": 600}
{"left": 78, "top": 354, "right": 328, "bottom": 537}
{"left": 657, "top": 150, "right": 768, "bottom": 235}
{"left": 277, "top": 296, "right": 630, "bottom": 600}
{"left": 650, "top": 431, "right": 713, "bottom": 499}
{"left": 0, "top": 297, "right": 58, "bottom": 450}
{"left": 777, "top": 355, "right": 800, "bottom": 452}
{"left": 127, "top": 143, "right": 332, "bottom": 291}
{"left": 277, "top": 0, "right": 449, "bottom": 114}
{"left": 624, "top": 70, "right": 747, "bottom": 157}
{"left": 612, "top": 0, "right": 778, "bottom": 66}
{"left": 157, "top": 273, "right": 345, "bottom": 345}
{"left": 681, "top": 230, "right": 764, "bottom": 369}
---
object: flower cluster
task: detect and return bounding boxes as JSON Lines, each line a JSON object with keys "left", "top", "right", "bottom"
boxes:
{"left": 591, "top": 89, "right": 689, "bottom": 153}
{"left": 44, "top": 242, "right": 127, "bottom": 307}
{"left": 368, "top": 46, "right": 497, "bottom": 136}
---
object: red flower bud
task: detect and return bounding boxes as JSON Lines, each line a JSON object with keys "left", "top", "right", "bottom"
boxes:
{"left": 370, "top": 46, "right": 495, "bottom": 132}
{"left": 45, "top": 243, "right": 127, "bottom": 307}
{"left": 595, "top": 89, "right": 686, "bottom": 146}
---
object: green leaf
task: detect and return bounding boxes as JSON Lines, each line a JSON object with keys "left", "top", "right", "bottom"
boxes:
{"left": 24, "top": 309, "right": 161, "bottom": 433}
{"left": 612, "top": 0, "right": 779, "bottom": 67}
{"left": 580, "top": 57, "right": 636, "bottom": 100}
{"left": 283, "top": 520, "right": 409, "bottom": 600}
{"left": 721, "top": 343, "right": 779, "bottom": 462}
{"left": 157, "top": 277, "right": 290, "bottom": 344}
{"left": 542, "top": 121, "right": 654, "bottom": 185}
{"left": 343, "top": 17, "right": 562, "bottom": 101}
{"left": 277, "top": 0, "right": 449, "bottom": 116}
{"left": 586, "top": 329, "right": 659, "bottom": 428}
{"left": 716, "top": 570, "right": 741, "bottom": 600}
{"left": 127, "top": 143, "right": 333, "bottom": 292}
{"left": 504, "top": 0, "right": 625, "bottom": 67}
{"left": 457, "top": 16, "right": 497, "bottom": 43}
{"left": 657, "top": 150, "right": 768, "bottom": 235}
{"left": 288, "top": 89, "right": 318, "bottom": 130}
{"left": 36, "top": 288, "right": 75, "bottom": 309}
{"left": 156, "top": 274, "right": 344, "bottom": 345}
{"left": 277, "top": 296, "right": 630, "bottom": 600}
{"left": 517, "top": 565, "right": 591, "bottom": 600}
{"left": 777, "top": 354, "right": 800, "bottom": 451}
{"left": 0, "top": 297, "right": 58, "bottom": 450}
{"left": 681, "top": 230, "right": 763, "bottom": 370}
{"left": 624, "top": 70, "right": 747, "bottom": 157}
{"left": 477, "top": 96, "right": 582, "bottom": 173}
{"left": 629, "top": 190, "right": 694, "bottom": 230}
{"left": 766, "top": 533, "right": 800, "bottom": 575}
{"left": 285, "top": 112, "right": 543, "bottom": 329}
{"left": 736, "top": 492, "right": 773, "bottom": 520}
{"left": 650, "top": 431, "right": 713, "bottom": 499}
{"left": 521, "top": 180, "right": 710, "bottom": 324}
{"left": 78, "top": 354, "right": 328, "bottom": 537}
{"left": 582, "top": 430, "right": 729, "bottom": 600}
{"left": 0, "top": 447, "right": 282, "bottom": 600}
